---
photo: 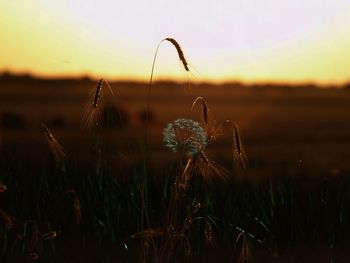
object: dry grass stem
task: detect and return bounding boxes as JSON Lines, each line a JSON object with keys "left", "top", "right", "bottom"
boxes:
{"left": 131, "top": 228, "right": 164, "bottom": 239}
{"left": 238, "top": 232, "right": 250, "bottom": 263}
{"left": 231, "top": 230, "right": 247, "bottom": 263}
{"left": 41, "top": 231, "right": 59, "bottom": 240}
{"left": 204, "top": 221, "right": 215, "bottom": 247}
{"left": 191, "top": 96, "right": 223, "bottom": 144}
{"left": 191, "top": 96, "right": 209, "bottom": 125}
{"left": 63, "top": 189, "right": 83, "bottom": 225}
{"left": 193, "top": 153, "right": 230, "bottom": 182}
{"left": 226, "top": 120, "right": 247, "bottom": 169}
{"left": 41, "top": 123, "right": 65, "bottom": 163}
{"left": 28, "top": 223, "right": 40, "bottom": 258}
{"left": 174, "top": 156, "right": 193, "bottom": 198}
{"left": 73, "top": 197, "right": 83, "bottom": 225}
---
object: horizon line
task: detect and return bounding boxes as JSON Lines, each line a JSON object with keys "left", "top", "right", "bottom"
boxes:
{"left": 1, "top": 70, "right": 350, "bottom": 88}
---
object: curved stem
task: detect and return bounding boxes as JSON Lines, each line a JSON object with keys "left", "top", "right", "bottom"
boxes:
{"left": 145, "top": 39, "right": 166, "bottom": 146}
{"left": 142, "top": 39, "right": 166, "bottom": 263}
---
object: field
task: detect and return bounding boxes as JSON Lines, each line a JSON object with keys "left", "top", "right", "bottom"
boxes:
{"left": 2, "top": 76, "right": 350, "bottom": 179}
{"left": 1, "top": 75, "right": 350, "bottom": 262}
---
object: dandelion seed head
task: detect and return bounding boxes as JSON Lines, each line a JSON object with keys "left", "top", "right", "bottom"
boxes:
{"left": 163, "top": 118, "right": 207, "bottom": 156}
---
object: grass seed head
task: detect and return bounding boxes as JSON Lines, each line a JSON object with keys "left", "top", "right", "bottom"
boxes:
{"left": 82, "top": 78, "right": 114, "bottom": 131}
{"left": 164, "top": 38, "right": 190, "bottom": 71}
{"left": 41, "top": 123, "right": 65, "bottom": 163}
{"left": 226, "top": 120, "right": 247, "bottom": 169}
{"left": 191, "top": 96, "right": 223, "bottom": 144}
{"left": 93, "top": 78, "right": 104, "bottom": 109}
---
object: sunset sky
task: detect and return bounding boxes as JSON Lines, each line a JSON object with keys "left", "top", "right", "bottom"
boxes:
{"left": 1, "top": 0, "right": 350, "bottom": 84}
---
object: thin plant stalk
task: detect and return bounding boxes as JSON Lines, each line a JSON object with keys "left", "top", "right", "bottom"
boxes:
{"left": 158, "top": 156, "right": 193, "bottom": 262}
{"left": 142, "top": 38, "right": 190, "bottom": 261}
{"left": 145, "top": 38, "right": 190, "bottom": 145}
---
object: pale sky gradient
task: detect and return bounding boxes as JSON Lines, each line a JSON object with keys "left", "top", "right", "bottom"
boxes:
{"left": 1, "top": 0, "right": 350, "bottom": 84}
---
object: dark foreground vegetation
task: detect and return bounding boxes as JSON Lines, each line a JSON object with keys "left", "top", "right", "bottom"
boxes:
{"left": 1, "top": 153, "right": 350, "bottom": 262}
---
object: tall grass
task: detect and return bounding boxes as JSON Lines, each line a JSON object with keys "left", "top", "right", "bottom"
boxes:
{"left": 2, "top": 154, "right": 350, "bottom": 261}
{"left": 145, "top": 37, "right": 190, "bottom": 144}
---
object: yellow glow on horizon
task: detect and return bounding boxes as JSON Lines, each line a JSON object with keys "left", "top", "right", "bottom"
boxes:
{"left": 1, "top": 0, "right": 350, "bottom": 84}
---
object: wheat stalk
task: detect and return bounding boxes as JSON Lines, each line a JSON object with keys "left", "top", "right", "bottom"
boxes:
{"left": 164, "top": 38, "right": 189, "bottom": 71}
{"left": 145, "top": 37, "right": 190, "bottom": 144}
{"left": 142, "top": 38, "right": 191, "bottom": 260}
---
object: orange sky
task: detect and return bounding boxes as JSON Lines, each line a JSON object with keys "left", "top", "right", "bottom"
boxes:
{"left": 1, "top": 1, "right": 350, "bottom": 84}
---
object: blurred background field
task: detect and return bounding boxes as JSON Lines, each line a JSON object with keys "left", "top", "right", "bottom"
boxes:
{"left": 1, "top": 74, "right": 350, "bottom": 181}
